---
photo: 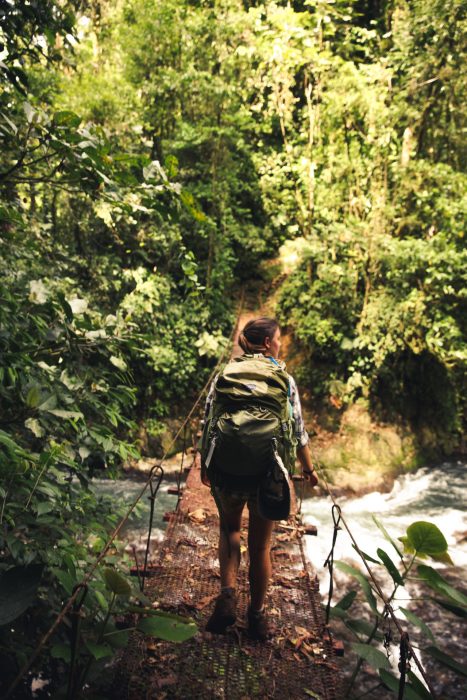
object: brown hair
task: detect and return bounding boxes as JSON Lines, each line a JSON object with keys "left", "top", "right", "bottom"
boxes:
{"left": 238, "top": 317, "right": 279, "bottom": 354}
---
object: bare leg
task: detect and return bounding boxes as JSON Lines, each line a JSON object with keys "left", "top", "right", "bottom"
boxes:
{"left": 247, "top": 509, "right": 274, "bottom": 611}
{"left": 206, "top": 499, "right": 244, "bottom": 633}
{"left": 218, "top": 501, "right": 244, "bottom": 589}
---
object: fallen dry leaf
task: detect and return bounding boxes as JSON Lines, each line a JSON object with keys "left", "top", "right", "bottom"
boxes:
{"left": 276, "top": 533, "right": 292, "bottom": 542}
{"left": 176, "top": 537, "right": 198, "bottom": 548}
{"left": 156, "top": 674, "right": 178, "bottom": 688}
{"left": 188, "top": 508, "right": 207, "bottom": 523}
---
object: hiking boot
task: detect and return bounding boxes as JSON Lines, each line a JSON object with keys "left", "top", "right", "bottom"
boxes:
{"left": 247, "top": 607, "right": 271, "bottom": 641}
{"left": 206, "top": 589, "right": 237, "bottom": 633}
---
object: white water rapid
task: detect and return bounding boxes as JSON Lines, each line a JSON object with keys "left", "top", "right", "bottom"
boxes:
{"left": 301, "top": 461, "right": 467, "bottom": 579}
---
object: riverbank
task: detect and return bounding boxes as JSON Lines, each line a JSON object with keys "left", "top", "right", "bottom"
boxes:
{"left": 305, "top": 403, "right": 422, "bottom": 496}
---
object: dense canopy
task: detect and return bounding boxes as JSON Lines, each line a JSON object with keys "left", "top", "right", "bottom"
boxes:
{"left": 0, "top": 1, "right": 465, "bottom": 696}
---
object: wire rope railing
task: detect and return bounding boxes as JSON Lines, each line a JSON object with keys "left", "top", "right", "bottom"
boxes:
{"left": 5, "top": 294, "right": 244, "bottom": 699}
{"left": 313, "top": 459, "right": 437, "bottom": 699}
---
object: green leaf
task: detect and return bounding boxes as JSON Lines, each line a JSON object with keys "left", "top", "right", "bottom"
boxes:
{"left": 398, "top": 607, "right": 435, "bottom": 642}
{"left": 23, "top": 101, "right": 35, "bottom": 123}
{"left": 110, "top": 356, "right": 127, "bottom": 371}
{"left": 46, "top": 409, "right": 84, "bottom": 420}
{"left": 377, "top": 548, "right": 404, "bottom": 586}
{"left": 379, "top": 670, "right": 425, "bottom": 700}
{"left": 346, "top": 619, "right": 384, "bottom": 641}
{"left": 53, "top": 110, "right": 81, "bottom": 128}
{"left": 137, "top": 611, "right": 197, "bottom": 643}
{"left": 328, "top": 605, "right": 347, "bottom": 620}
{"left": 350, "top": 643, "right": 390, "bottom": 670}
{"left": 24, "top": 417, "right": 44, "bottom": 437}
{"left": 433, "top": 598, "right": 467, "bottom": 618}
{"left": 424, "top": 646, "right": 467, "bottom": 678}
{"left": 406, "top": 522, "right": 448, "bottom": 556}
{"left": 334, "top": 590, "right": 357, "bottom": 611}
{"left": 398, "top": 535, "right": 416, "bottom": 555}
{"left": 417, "top": 565, "right": 467, "bottom": 607}
{"left": 53, "top": 569, "right": 74, "bottom": 595}
{"left": 26, "top": 386, "right": 41, "bottom": 408}
{"left": 94, "top": 589, "right": 108, "bottom": 611}
{"left": 38, "top": 394, "right": 57, "bottom": 411}
{"left": 0, "top": 565, "right": 43, "bottom": 625}
{"left": 304, "top": 690, "right": 321, "bottom": 699}
{"left": 103, "top": 568, "right": 131, "bottom": 596}
{"left": 334, "top": 561, "right": 378, "bottom": 613}
{"left": 0, "top": 430, "right": 28, "bottom": 456}
{"left": 51, "top": 643, "right": 71, "bottom": 662}
{"left": 407, "top": 671, "right": 434, "bottom": 700}
{"left": 372, "top": 516, "right": 404, "bottom": 559}
{"left": 352, "top": 545, "right": 379, "bottom": 564}
{"left": 103, "top": 629, "right": 129, "bottom": 649}
{"left": 85, "top": 641, "right": 113, "bottom": 660}
{"left": 57, "top": 293, "right": 74, "bottom": 322}
{"left": 429, "top": 550, "right": 454, "bottom": 565}
{"left": 36, "top": 502, "right": 54, "bottom": 516}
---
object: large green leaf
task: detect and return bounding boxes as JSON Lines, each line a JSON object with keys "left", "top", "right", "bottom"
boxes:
{"left": 398, "top": 607, "right": 435, "bottom": 642}
{"left": 103, "top": 568, "right": 131, "bottom": 596}
{"left": 424, "top": 646, "right": 467, "bottom": 678}
{"left": 379, "top": 669, "right": 427, "bottom": 700}
{"left": 334, "top": 561, "right": 379, "bottom": 613}
{"left": 350, "top": 643, "right": 390, "bottom": 670}
{"left": 406, "top": 522, "right": 448, "bottom": 556}
{"left": 137, "top": 611, "right": 197, "bottom": 643}
{"left": 377, "top": 548, "right": 404, "bottom": 586}
{"left": 0, "top": 565, "right": 43, "bottom": 625}
{"left": 417, "top": 565, "right": 467, "bottom": 607}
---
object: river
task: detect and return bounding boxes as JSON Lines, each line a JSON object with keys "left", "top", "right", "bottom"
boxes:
{"left": 301, "top": 461, "right": 467, "bottom": 581}
{"left": 93, "top": 461, "right": 466, "bottom": 584}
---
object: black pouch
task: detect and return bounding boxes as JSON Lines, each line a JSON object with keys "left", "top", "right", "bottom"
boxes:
{"left": 257, "top": 447, "right": 291, "bottom": 521}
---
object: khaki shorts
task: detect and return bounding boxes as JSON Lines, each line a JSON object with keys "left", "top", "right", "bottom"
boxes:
{"left": 211, "top": 484, "right": 260, "bottom": 518}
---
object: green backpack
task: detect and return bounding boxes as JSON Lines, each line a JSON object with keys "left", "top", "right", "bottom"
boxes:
{"left": 200, "top": 354, "right": 297, "bottom": 482}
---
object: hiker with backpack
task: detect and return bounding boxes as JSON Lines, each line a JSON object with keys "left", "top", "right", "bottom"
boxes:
{"left": 197, "top": 317, "right": 318, "bottom": 641}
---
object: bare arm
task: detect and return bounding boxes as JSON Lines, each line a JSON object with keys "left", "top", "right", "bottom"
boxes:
{"left": 297, "top": 443, "right": 318, "bottom": 487}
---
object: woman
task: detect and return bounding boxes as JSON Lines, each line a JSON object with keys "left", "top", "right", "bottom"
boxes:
{"left": 197, "top": 317, "right": 318, "bottom": 641}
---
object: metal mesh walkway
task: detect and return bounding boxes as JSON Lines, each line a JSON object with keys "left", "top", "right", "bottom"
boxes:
{"left": 113, "top": 466, "right": 342, "bottom": 699}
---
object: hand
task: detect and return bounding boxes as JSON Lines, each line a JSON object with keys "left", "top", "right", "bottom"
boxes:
{"left": 303, "top": 467, "right": 318, "bottom": 488}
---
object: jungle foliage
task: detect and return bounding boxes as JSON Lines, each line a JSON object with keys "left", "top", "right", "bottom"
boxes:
{"left": 0, "top": 0, "right": 465, "bottom": 696}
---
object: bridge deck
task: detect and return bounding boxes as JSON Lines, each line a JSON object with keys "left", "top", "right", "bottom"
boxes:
{"left": 113, "top": 465, "right": 342, "bottom": 699}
